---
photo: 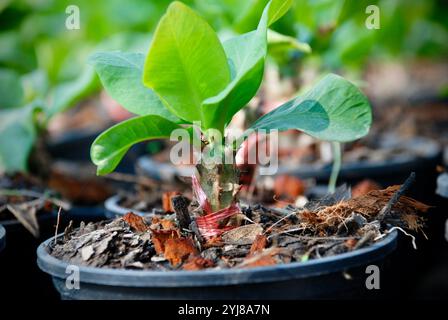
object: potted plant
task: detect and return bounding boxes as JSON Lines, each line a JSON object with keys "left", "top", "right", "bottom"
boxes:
{"left": 37, "top": 0, "right": 428, "bottom": 300}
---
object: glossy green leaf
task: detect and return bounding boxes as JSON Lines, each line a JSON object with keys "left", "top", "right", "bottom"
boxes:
{"left": 91, "top": 115, "right": 181, "bottom": 175}
{"left": 0, "top": 69, "right": 24, "bottom": 109}
{"left": 89, "top": 51, "right": 178, "bottom": 122}
{"left": 202, "top": 0, "right": 292, "bottom": 130}
{"left": 143, "top": 1, "right": 230, "bottom": 124}
{"left": 267, "top": 0, "right": 292, "bottom": 25}
{"left": 248, "top": 74, "right": 372, "bottom": 142}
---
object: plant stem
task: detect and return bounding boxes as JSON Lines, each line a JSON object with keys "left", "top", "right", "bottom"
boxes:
{"left": 328, "top": 142, "right": 342, "bottom": 193}
{"left": 197, "top": 163, "right": 239, "bottom": 212}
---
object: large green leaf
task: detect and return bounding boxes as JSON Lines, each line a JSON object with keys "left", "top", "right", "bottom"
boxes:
{"left": 91, "top": 115, "right": 181, "bottom": 175}
{"left": 143, "top": 1, "right": 230, "bottom": 124}
{"left": 202, "top": 0, "right": 292, "bottom": 130}
{"left": 0, "top": 69, "right": 24, "bottom": 109}
{"left": 247, "top": 74, "right": 372, "bottom": 142}
{"left": 0, "top": 103, "right": 41, "bottom": 173}
{"left": 89, "top": 51, "right": 178, "bottom": 122}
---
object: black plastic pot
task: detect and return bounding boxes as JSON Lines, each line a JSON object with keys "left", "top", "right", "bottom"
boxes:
{"left": 37, "top": 230, "right": 397, "bottom": 300}
{"left": 47, "top": 129, "right": 147, "bottom": 174}
{"left": 278, "top": 137, "right": 441, "bottom": 186}
{"left": 66, "top": 205, "right": 107, "bottom": 224}
{"left": 0, "top": 224, "right": 5, "bottom": 253}
{"left": 136, "top": 155, "right": 195, "bottom": 182}
{"left": 0, "top": 211, "right": 59, "bottom": 299}
{"left": 104, "top": 194, "right": 153, "bottom": 218}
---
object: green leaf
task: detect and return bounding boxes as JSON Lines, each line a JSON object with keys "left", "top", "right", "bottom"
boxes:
{"left": 267, "top": 30, "right": 311, "bottom": 54}
{"left": 0, "top": 103, "right": 41, "bottom": 173}
{"left": 91, "top": 115, "right": 181, "bottom": 175}
{"left": 233, "top": 0, "right": 292, "bottom": 32}
{"left": 267, "top": 0, "right": 292, "bottom": 26}
{"left": 202, "top": 0, "right": 292, "bottom": 130}
{"left": 248, "top": 74, "right": 372, "bottom": 142}
{"left": 21, "top": 70, "right": 49, "bottom": 103}
{"left": 89, "top": 51, "right": 178, "bottom": 122}
{"left": 0, "top": 69, "right": 24, "bottom": 109}
{"left": 143, "top": 1, "right": 230, "bottom": 124}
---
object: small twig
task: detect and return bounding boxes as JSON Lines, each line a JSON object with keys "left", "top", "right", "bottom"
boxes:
{"left": 377, "top": 172, "right": 416, "bottom": 221}
{"left": 54, "top": 207, "right": 62, "bottom": 245}
{"left": 353, "top": 230, "right": 376, "bottom": 250}
{"left": 263, "top": 211, "right": 298, "bottom": 235}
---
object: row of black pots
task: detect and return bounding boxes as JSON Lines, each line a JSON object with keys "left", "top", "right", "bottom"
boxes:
{"left": 137, "top": 137, "right": 442, "bottom": 201}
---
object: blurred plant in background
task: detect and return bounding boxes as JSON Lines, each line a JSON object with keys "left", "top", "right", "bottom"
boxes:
{"left": 0, "top": 0, "right": 447, "bottom": 174}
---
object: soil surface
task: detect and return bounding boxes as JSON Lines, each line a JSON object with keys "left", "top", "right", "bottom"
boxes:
{"left": 51, "top": 184, "right": 429, "bottom": 271}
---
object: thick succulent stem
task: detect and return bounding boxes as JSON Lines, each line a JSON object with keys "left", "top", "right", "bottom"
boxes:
{"left": 196, "top": 162, "right": 239, "bottom": 212}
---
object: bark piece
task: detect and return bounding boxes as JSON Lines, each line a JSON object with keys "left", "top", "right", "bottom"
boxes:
{"left": 222, "top": 224, "right": 263, "bottom": 245}
{"left": 171, "top": 195, "right": 191, "bottom": 231}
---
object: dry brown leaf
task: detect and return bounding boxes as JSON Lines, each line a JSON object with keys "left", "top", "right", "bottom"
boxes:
{"left": 7, "top": 204, "right": 39, "bottom": 237}
{"left": 239, "top": 248, "right": 282, "bottom": 269}
{"left": 151, "top": 229, "right": 180, "bottom": 254}
{"left": 122, "top": 212, "right": 149, "bottom": 233}
{"left": 182, "top": 256, "right": 215, "bottom": 270}
{"left": 202, "top": 236, "right": 225, "bottom": 248}
{"left": 248, "top": 234, "right": 267, "bottom": 257}
{"left": 162, "top": 191, "right": 180, "bottom": 213}
{"left": 151, "top": 216, "right": 177, "bottom": 230}
{"left": 164, "top": 238, "right": 198, "bottom": 266}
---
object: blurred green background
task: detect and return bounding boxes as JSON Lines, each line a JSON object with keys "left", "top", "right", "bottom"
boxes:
{"left": 0, "top": 0, "right": 447, "bottom": 173}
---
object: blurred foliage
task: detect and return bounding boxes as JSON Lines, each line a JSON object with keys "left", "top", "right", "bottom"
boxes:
{"left": 0, "top": 0, "right": 447, "bottom": 173}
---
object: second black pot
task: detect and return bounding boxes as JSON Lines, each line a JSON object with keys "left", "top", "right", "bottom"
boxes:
{"left": 0, "top": 211, "right": 59, "bottom": 300}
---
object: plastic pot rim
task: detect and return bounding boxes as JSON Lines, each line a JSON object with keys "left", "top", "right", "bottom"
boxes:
{"left": 37, "top": 230, "right": 397, "bottom": 288}
{"left": 105, "top": 194, "right": 153, "bottom": 217}
{"left": 0, "top": 224, "right": 5, "bottom": 252}
{"left": 277, "top": 137, "right": 441, "bottom": 179}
